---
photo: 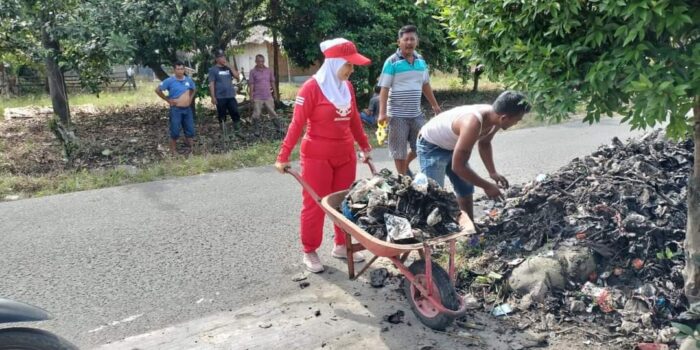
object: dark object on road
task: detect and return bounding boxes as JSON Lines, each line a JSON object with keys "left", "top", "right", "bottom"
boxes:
{"left": 291, "top": 273, "right": 307, "bottom": 282}
{"left": 299, "top": 281, "right": 310, "bottom": 289}
{"left": 0, "top": 298, "right": 79, "bottom": 350}
{"left": 384, "top": 310, "right": 405, "bottom": 324}
{"left": 344, "top": 169, "right": 462, "bottom": 243}
{"left": 370, "top": 268, "right": 389, "bottom": 288}
{"left": 314, "top": 310, "right": 321, "bottom": 317}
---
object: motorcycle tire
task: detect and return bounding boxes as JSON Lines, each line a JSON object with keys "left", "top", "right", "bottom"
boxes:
{"left": 0, "top": 327, "right": 78, "bottom": 350}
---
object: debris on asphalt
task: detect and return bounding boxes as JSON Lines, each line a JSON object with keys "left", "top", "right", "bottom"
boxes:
{"left": 258, "top": 322, "right": 272, "bottom": 329}
{"left": 291, "top": 273, "right": 308, "bottom": 282}
{"left": 342, "top": 169, "right": 463, "bottom": 243}
{"left": 463, "top": 294, "right": 481, "bottom": 310}
{"left": 456, "top": 131, "right": 693, "bottom": 348}
{"left": 384, "top": 310, "right": 405, "bottom": 324}
{"left": 370, "top": 268, "right": 390, "bottom": 288}
{"left": 636, "top": 343, "right": 670, "bottom": 350}
{"left": 314, "top": 310, "right": 321, "bottom": 317}
{"left": 299, "top": 281, "right": 310, "bottom": 289}
{"left": 492, "top": 304, "right": 514, "bottom": 316}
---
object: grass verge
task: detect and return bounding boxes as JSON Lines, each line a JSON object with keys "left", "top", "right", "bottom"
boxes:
{"left": 0, "top": 141, "right": 299, "bottom": 200}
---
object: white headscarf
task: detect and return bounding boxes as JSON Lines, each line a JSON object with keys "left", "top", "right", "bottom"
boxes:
{"left": 314, "top": 39, "right": 352, "bottom": 109}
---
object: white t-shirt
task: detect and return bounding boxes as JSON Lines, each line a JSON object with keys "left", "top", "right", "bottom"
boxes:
{"left": 420, "top": 105, "right": 495, "bottom": 150}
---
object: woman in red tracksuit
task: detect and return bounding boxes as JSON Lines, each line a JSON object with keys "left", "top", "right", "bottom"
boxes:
{"left": 274, "top": 38, "right": 372, "bottom": 273}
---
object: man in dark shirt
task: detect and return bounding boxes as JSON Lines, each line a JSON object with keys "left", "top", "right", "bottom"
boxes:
{"left": 361, "top": 85, "right": 380, "bottom": 125}
{"left": 208, "top": 51, "right": 241, "bottom": 131}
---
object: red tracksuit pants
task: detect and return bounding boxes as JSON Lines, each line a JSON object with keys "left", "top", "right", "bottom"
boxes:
{"left": 299, "top": 153, "right": 357, "bottom": 253}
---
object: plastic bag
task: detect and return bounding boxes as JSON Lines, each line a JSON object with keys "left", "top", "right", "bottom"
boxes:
{"left": 384, "top": 214, "right": 413, "bottom": 242}
{"left": 411, "top": 172, "right": 429, "bottom": 194}
{"left": 375, "top": 120, "right": 388, "bottom": 145}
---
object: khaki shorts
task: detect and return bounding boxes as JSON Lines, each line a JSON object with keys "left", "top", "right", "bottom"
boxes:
{"left": 252, "top": 99, "right": 278, "bottom": 118}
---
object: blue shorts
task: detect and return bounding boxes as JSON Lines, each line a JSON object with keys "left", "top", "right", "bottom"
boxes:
{"left": 417, "top": 136, "right": 475, "bottom": 198}
{"left": 169, "top": 106, "right": 195, "bottom": 139}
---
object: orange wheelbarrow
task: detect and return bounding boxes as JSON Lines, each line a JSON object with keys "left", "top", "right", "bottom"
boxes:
{"left": 286, "top": 160, "right": 476, "bottom": 330}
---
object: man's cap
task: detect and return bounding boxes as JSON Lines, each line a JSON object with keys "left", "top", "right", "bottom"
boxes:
{"left": 320, "top": 38, "right": 371, "bottom": 66}
{"left": 215, "top": 50, "right": 226, "bottom": 58}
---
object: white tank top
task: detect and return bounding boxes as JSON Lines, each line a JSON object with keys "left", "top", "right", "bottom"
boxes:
{"left": 421, "top": 105, "right": 494, "bottom": 150}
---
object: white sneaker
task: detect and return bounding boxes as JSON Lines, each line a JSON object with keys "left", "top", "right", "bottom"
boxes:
{"left": 303, "top": 252, "right": 324, "bottom": 273}
{"left": 331, "top": 244, "right": 365, "bottom": 262}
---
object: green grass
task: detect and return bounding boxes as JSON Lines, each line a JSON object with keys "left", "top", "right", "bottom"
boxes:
{"left": 430, "top": 71, "right": 503, "bottom": 92}
{"left": 279, "top": 82, "right": 299, "bottom": 100}
{"left": 0, "top": 79, "right": 161, "bottom": 118}
{"left": 0, "top": 140, "right": 300, "bottom": 200}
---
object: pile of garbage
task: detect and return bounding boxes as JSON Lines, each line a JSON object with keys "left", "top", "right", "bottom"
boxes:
{"left": 342, "top": 169, "right": 463, "bottom": 243}
{"left": 461, "top": 131, "right": 694, "bottom": 344}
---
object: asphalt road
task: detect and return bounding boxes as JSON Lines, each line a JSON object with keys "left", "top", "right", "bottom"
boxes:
{"left": 0, "top": 118, "right": 645, "bottom": 348}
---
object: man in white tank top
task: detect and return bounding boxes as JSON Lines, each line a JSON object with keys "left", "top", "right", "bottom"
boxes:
{"left": 416, "top": 90, "right": 531, "bottom": 221}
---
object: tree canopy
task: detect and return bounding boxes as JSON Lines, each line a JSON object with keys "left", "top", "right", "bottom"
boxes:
{"left": 437, "top": 0, "right": 699, "bottom": 138}
{"left": 277, "top": 0, "right": 466, "bottom": 93}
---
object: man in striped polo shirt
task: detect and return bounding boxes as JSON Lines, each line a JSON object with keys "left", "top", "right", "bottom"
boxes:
{"left": 378, "top": 24, "right": 441, "bottom": 176}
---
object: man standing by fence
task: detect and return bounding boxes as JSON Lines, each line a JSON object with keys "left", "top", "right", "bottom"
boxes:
{"left": 208, "top": 51, "right": 241, "bottom": 133}
{"left": 377, "top": 25, "right": 441, "bottom": 176}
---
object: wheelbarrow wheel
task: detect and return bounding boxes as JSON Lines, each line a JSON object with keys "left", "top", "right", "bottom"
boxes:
{"left": 403, "top": 259, "right": 459, "bottom": 331}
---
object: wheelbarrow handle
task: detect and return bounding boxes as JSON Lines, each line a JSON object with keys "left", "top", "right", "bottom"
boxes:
{"left": 284, "top": 158, "right": 376, "bottom": 203}
{"left": 284, "top": 167, "right": 322, "bottom": 203}
{"left": 358, "top": 152, "right": 377, "bottom": 176}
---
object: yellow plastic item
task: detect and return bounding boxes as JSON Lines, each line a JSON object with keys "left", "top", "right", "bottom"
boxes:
{"left": 375, "top": 121, "right": 388, "bottom": 145}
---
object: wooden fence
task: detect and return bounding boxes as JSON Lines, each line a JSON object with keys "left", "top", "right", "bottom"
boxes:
{"left": 1, "top": 69, "right": 138, "bottom": 96}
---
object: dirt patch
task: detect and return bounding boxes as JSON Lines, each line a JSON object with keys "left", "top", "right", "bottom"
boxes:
{"left": 0, "top": 89, "right": 490, "bottom": 178}
{"left": 0, "top": 104, "right": 289, "bottom": 176}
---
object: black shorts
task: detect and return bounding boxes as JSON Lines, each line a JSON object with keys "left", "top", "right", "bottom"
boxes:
{"left": 216, "top": 97, "right": 240, "bottom": 123}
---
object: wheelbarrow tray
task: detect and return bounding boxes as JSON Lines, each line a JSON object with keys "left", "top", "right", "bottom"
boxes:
{"left": 320, "top": 190, "right": 476, "bottom": 257}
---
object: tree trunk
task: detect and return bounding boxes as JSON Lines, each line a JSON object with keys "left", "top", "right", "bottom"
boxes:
{"left": 272, "top": 30, "right": 281, "bottom": 101}
{"left": 41, "top": 27, "right": 71, "bottom": 125}
{"left": 684, "top": 96, "right": 700, "bottom": 304}
{"left": 147, "top": 62, "right": 170, "bottom": 81}
{"left": 0, "top": 65, "right": 7, "bottom": 97}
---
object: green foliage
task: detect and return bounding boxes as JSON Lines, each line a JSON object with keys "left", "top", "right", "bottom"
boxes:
{"left": 277, "top": 0, "right": 467, "bottom": 95}
{"left": 656, "top": 246, "right": 681, "bottom": 260}
{"left": 436, "top": 0, "right": 700, "bottom": 138}
{"left": 115, "top": 0, "right": 269, "bottom": 86}
{"left": 108, "top": 0, "right": 208, "bottom": 85}
{"left": 59, "top": 1, "right": 136, "bottom": 93}
{"left": 0, "top": 0, "right": 135, "bottom": 94}
{"left": 0, "top": 0, "right": 40, "bottom": 70}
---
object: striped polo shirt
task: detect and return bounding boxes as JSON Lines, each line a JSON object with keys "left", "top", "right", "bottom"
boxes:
{"left": 378, "top": 49, "right": 430, "bottom": 118}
